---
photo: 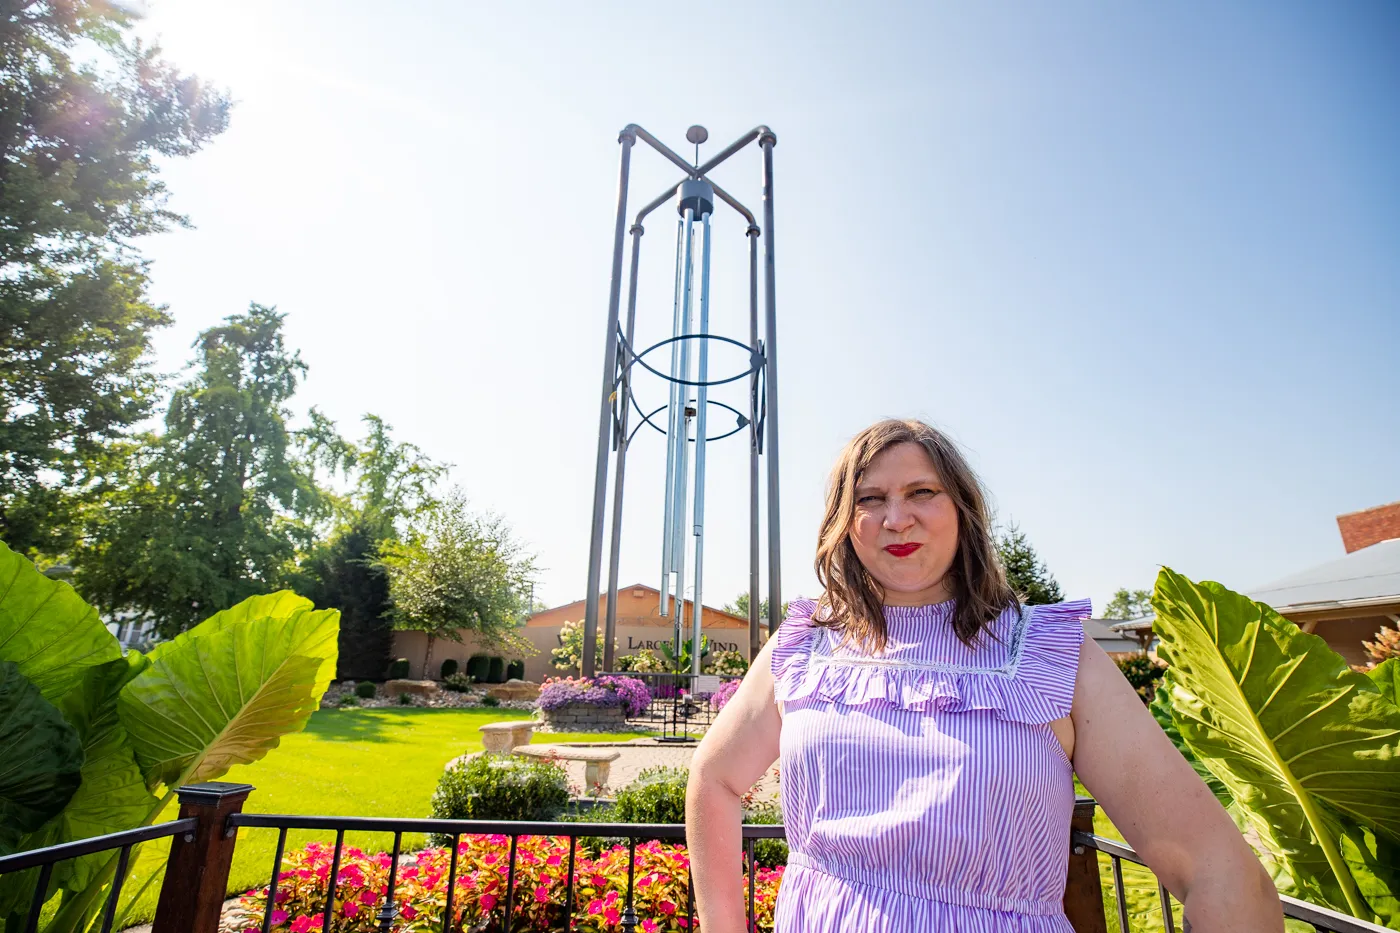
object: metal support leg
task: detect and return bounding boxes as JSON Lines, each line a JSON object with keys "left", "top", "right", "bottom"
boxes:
{"left": 604, "top": 223, "right": 644, "bottom": 672}
{"left": 760, "top": 131, "right": 781, "bottom": 636}
{"left": 747, "top": 226, "right": 762, "bottom": 659}
{"left": 583, "top": 129, "right": 635, "bottom": 679}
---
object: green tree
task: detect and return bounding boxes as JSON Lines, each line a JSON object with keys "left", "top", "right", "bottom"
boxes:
{"left": 1105, "top": 587, "right": 1153, "bottom": 620}
{"left": 294, "top": 414, "right": 447, "bottom": 679}
{"left": 551, "top": 618, "right": 613, "bottom": 673}
{"left": 996, "top": 523, "right": 1064, "bottom": 605}
{"left": 0, "top": 1, "right": 229, "bottom": 558}
{"left": 722, "top": 593, "right": 790, "bottom": 624}
{"left": 381, "top": 489, "right": 536, "bottom": 676}
{"left": 75, "top": 305, "right": 322, "bottom": 636}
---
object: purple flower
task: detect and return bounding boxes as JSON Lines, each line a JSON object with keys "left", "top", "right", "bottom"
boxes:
{"left": 538, "top": 675, "right": 650, "bottom": 717}
{"left": 710, "top": 679, "right": 740, "bottom": 711}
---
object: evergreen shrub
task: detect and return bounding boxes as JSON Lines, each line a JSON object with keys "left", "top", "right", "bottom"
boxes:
{"left": 487, "top": 656, "right": 506, "bottom": 683}
{"left": 466, "top": 654, "right": 490, "bottom": 682}
{"left": 439, "top": 658, "right": 459, "bottom": 680}
{"left": 355, "top": 681, "right": 377, "bottom": 699}
{"left": 506, "top": 659, "right": 525, "bottom": 680}
{"left": 427, "top": 754, "right": 570, "bottom": 843}
{"left": 388, "top": 657, "right": 411, "bottom": 679}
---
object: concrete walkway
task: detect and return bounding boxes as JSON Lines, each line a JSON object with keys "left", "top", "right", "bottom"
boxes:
{"left": 531, "top": 737, "right": 780, "bottom": 803}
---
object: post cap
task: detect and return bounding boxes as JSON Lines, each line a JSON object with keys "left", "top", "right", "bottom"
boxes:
{"left": 175, "top": 782, "right": 255, "bottom": 806}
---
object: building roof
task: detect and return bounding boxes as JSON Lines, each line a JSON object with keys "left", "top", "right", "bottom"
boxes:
{"left": 1248, "top": 537, "right": 1400, "bottom": 615}
{"left": 1084, "top": 618, "right": 1145, "bottom": 653}
{"left": 526, "top": 583, "right": 751, "bottom": 628}
{"left": 1109, "top": 616, "right": 1156, "bottom": 634}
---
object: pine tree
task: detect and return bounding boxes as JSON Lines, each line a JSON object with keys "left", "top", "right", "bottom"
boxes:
{"left": 996, "top": 524, "right": 1064, "bottom": 605}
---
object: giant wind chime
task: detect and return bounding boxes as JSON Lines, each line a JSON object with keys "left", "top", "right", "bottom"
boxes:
{"left": 580, "top": 124, "right": 781, "bottom": 684}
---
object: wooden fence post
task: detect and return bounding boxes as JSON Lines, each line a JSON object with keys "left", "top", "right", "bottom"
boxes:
{"left": 1064, "top": 796, "right": 1109, "bottom": 933}
{"left": 152, "top": 782, "right": 254, "bottom": 933}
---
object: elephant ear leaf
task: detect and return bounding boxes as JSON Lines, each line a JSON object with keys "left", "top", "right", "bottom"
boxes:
{"left": 1149, "top": 684, "right": 1233, "bottom": 808}
{"left": 148, "top": 591, "right": 314, "bottom": 660}
{"left": 0, "top": 540, "right": 120, "bottom": 700}
{"left": 118, "top": 605, "right": 339, "bottom": 790}
{"left": 0, "top": 655, "right": 153, "bottom": 917}
{"left": 1368, "top": 659, "right": 1399, "bottom": 707}
{"left": 0, "top": 661, "right": 84, "bottom": 855}
{"left": 1151, "top": 567, "right": 1400, "bottom": 923}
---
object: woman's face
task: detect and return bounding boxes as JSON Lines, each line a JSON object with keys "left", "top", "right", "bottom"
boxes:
{"left": 848, "top": 441, "right": 961, "bottom": 606}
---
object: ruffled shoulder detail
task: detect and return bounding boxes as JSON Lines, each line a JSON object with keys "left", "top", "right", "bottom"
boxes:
{"left": 770, "top": 597, "right": 823, "bottom": 687}
{"left": 771, "top": 598, "right": 1089, "bottom": 724}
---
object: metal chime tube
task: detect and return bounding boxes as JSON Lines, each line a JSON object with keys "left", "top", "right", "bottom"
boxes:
{"left": 690, "top": 210, "right": 713, "bottom": 674}
{"left": 671, "top": 207, "right": 698, "bottom": 654}
{"left": 659, "top": 218, "right": 685, "bottom": 617}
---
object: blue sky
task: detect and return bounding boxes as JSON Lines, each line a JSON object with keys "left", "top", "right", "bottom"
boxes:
{"left": 133, "top": 1, "right": 1399, "bottom": 614}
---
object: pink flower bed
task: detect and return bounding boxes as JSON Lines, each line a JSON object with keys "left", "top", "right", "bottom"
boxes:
{"left": 241, "top": 835, "right": 783, "bottom": 932}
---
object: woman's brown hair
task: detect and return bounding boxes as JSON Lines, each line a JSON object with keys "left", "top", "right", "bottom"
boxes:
{"left": 814, "top": 419, "right": 1016, "bottom": 651}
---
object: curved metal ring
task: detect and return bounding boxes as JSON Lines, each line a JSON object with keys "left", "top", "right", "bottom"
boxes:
{"left": 626, "top": 399, "right": 751, "bottom": 447}
{"left": 618, "top": 331, "right": 761, "bottom": 389}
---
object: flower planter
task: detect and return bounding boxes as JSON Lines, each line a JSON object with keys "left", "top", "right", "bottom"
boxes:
{"left": 538, "top": 701, "right": 628, "bottom": 731}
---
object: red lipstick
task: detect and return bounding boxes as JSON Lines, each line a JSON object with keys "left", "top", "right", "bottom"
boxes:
{"left": 884, "top": 543, "right": 922, "bottom": 557}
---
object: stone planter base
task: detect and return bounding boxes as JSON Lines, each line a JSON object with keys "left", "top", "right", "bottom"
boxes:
{"left": 538, "top": 702, "right": 628, "bottom": 731}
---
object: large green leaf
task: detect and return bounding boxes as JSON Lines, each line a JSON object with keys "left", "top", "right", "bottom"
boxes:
{"left": 118, "top": 601, "right": 339, "bottom": 789}
{"left": 0, "top": 540, "right": 121, "bottom": 700}
{"left": 0, "top": 661, "right": 84, "bottom": 855}
{"left": 1149, "top": 684, "right": 1234, "bottom": 807}
{"left": 1153, "top": 567, "right": 1400, "bottom": 924}
{"left": 0, "top": 656, "right": 154, "bottom": 917}
{"left": 1369, "top": 660, "right": 1399, "bottom": 706}
{"left": 147, "top": 590, "right": 314, "bottom": 660}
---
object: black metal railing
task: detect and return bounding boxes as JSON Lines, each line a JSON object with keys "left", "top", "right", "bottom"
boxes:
{"left": 3, "top": 786, "right": 1389, "bottom": 933}
{"left": 599, "top": 670, "right": 743, "bottom": 738}
{"left": 1072, "top": 830, "right": 1392, "bottom": 933}
{"left": 231, "top": 813, "right": 786, "bottom": 933}
{"left": 0, "top": 819, "right": 198, "bottom": 933}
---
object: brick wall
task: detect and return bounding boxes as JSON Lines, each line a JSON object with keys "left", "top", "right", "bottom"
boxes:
{"left": 1338, "top": 501, "right": 1400, "bottom": 553}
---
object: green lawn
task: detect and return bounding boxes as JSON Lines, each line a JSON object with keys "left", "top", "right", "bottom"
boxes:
{"left": 114, "top": 707, "right": 647, "bottom": 928}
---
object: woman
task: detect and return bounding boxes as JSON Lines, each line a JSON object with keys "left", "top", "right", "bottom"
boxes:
{"left": 685, "top": 419, "right": 1280, "bottom": 932}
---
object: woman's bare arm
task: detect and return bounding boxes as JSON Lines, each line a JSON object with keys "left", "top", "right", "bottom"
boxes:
{"left": 1071, "top": 636, "right": 1282, "bottom": 932}
{"left": 685, "top": 636, "right": 783, "bottom": 933}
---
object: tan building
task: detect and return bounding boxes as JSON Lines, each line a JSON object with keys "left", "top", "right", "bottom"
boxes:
{"left": 1249, "top": 502, "right": 1400, "bottom": 667}
{"left": 1110, "top": 502, "right": 1400, "bottom": 668}
{"left": 390, "top": 583, "right": 760, "bottom": 682}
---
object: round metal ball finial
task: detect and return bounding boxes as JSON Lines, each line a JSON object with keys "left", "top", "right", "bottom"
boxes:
{"left": 685, "top": 125, "right": 708, "bottom": 145}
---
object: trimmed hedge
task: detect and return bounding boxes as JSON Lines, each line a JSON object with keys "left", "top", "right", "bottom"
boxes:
{"left": 466, "top": 654, "right": 490, "bottom": 682}
{"left": 487, "top": 656, "right": 506, "bottom": 684}
{"left": 355, "top": 681, "right": 377, "bottom": 699}
{"left": 388, "top": 657, "right": 411, "bottom": 679}
{"left": 506, "top": 659, "right": 525, "bottom": 681}
{"left": 439, "top": 658, "right": 459, "bottom": 680}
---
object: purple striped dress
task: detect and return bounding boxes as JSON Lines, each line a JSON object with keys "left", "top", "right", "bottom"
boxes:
{"left": 771, "top": 596, "right": 1091, "bottom": 932}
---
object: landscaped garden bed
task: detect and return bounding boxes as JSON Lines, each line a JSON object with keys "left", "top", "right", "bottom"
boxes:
{"left": 319, "top": 681, "right": 537, "bottom": 711}
{"left": 535, "top": 676, "right": 651, "bottom": 732}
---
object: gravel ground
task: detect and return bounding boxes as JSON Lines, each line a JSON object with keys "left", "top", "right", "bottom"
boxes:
{"left": 318, "top": 682, "right": 538, "bottom": 712}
